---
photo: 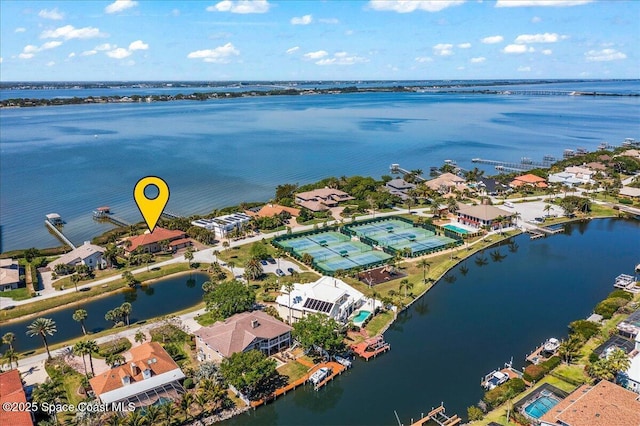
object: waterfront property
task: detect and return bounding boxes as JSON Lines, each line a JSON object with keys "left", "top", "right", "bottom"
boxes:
{"left": 273, "top": 229, "right": 392, "bottom": 274}
{"left": 622, "top": 332, "right": 640, "bottom": 394}
{"left": 89, "top": 342, "right": 186, "bottom": 410}
{"left": 539, "top": 380, "right": 640, "bottom": 426}
{"left": 509, "top": 173, "right": 548, "bottom": 189}
{"left": 617, "top": 309, "right": 640, "bottom": 338}
{"left": 294, "top": 188, "right": 355, "bottom": 212}
{"left": 275, "top": 276, "right": 373, "bottom": 324}
{"left": 548, "top": 166, "right": 596, "bottom": 187}
{"left": 424, "top": 172, "right": 467, "bottom": 194}
{"left": 245, "top": 203, "right": 300, "bottom": 218}
{"left": 45, "top": 212, "right": 63, "bottom": 225}
{"left": 125, "top": 227, "right": 189, "bottom": 254}
{"left": 514, "top": 384, "right": 569, "bottom": 423}
{"left": 0, "top": 369, "right": 34, "bottom": 426}
{"left": 47, "top": 241, "right": 107, "bottom": 271}
{"left": 442, "top": 222, "right": 479, "bottom": 236}
{"left": 190, "top": 212, "right": 251, "bottom": 239}
{"left": 343, "top": 217, "right": 461, "bottom": 257}
{"left": 194, "top": 311, "right": 292, "bottom": 361}
{"left": 385, "top": 178, "right": 416, "bottom": 200}
{"left": 614, "top": 273, "right": 640, "bottom": 294}
{"left": 0, "top": 258, "right": 21, "bottom": 291}
{"left": 456, "top": 204, "right": 515, "bottom": 231}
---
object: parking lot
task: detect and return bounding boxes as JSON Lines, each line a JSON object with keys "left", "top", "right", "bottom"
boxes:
{"left": 507, "top": 200, "right": 564, "bottom": 224}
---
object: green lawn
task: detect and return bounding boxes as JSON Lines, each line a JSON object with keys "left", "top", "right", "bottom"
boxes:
{"left": 277, "top": 360, "right": 309, "bottom": 382}
{"left": 552, "top": 364, "right": 588, "bottom": 385}
{"left": 364, "top": 311, "right": 394, "bottom": 336}
{"left": 0, "top": 287, "right": 31, "bottom": 300}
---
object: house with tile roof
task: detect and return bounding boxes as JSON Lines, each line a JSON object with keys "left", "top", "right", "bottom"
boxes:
{"left": 456, "top": 204, "right": 514, "bottom": 230}
{"left": 195, "top": 311, "right": 292, "bottom": 361}
{"left": 295, "top": 188, "right": 355, "bottom": 212}
{"left": 510, "top": 173, "right": 548, "bottom": 189}
{"left": 48, "top": 241, "right": 106, "bottom": 271}
{"left": 124, "top": 227, "right": 188, "bottom": 253}
{"left": 245, "top": 204, "right": 300, "bottom": 218}
{"left": 385, "top": 178, "right": 416, "bottom": 200}
{"left": 0, "top": 259, "right": 21, "bottom": 292}
{"left": 424, "top": 173, "right": 467, "bottom": 194}
{"left": 89, "top": 342, "right": 185, "bottom": 410}
{"left": 0, "top": 369, "right": 34, "bottom": 426}
{"left": 539, "top": 380, "right": 640, "bottom": 426}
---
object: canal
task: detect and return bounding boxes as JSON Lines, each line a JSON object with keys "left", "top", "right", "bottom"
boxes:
{"left": 0, "top": 272, "right": 208, "bottom": 354}
{"left": 225, "top": 218, "right": 640, "bottom": 425}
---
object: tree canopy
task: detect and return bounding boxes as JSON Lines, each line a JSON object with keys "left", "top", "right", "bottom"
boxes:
{"left": 220, "top": 350, "right": 279, "bottom": 400}
{"left": 204, "top": 280, "right": 255, "bottom": 320}
{"left": 292, "top": 313, "right": 345, "bottom": 355}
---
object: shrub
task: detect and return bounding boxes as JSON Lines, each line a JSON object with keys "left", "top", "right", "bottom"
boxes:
{"left": 569, "top": 320, "right": 601, "bottom": 341}
{"left": 523, "top": 364, "right": 548, "bottom": 382}
{"left": 483, "top": 378, "right": 527, "bottom": 409}
{"left": 511, "top": 411, "right": 532, "bottom": 426}
{"left": 467, "top": 406, "right": 484, "bottom": 421}
{"left": 183, "top": 378, "right": 194, "bottom": 389}
{"left": 607, "top": 289, "right": 633, "bottom": 301}
{"left": 594, "top": 297, "right": 628, "bottom": 319}
{"left": 541, "top": 356, "right": 562, "bottom": 371}
{"left": 618, "top": 198, "right": 632, "bottom": 205}
{"left": 97, "top": 338, "right": 131, "bottom": 357}
{"left": 589, "top": 352, "right": 599, "bottom": 363}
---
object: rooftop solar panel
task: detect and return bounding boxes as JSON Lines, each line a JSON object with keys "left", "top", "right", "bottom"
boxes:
{"left": 303, "top": 297, "right": 334, "bottom": 314}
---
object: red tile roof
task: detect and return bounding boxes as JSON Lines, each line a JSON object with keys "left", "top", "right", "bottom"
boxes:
{"left": 89, "top": 342, "right": 181, "bottom": 396}
{"left": 125, "top": 227, "right": 186, "bottom": 252}
{"left": 251, "top": 204, "right": 301, "bottom": 218}
{"left": 510, "top": 173, "right": 548, "bottom": 188}
{"left": 0, "top": 370, "right": 33, "bottom": 426}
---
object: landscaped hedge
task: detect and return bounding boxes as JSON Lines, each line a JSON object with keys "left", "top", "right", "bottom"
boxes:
{"left": 569, "top": 320, "right": 601, "bottom": 341}
{"left": 523, "top": 364, "right": 548, "bottom": 382}
{"left": 607, "top": 289, "right": 634, "bottom": 301}
{"left": 542, "top": 356, "right": 561, "bottom": 370}
{"left": 97, "top": 337, "right": 132, "bottom": 357}
{"left": 483, "top": 378, "right": 527, "bottom": 408}
{"left": 594, "top": 297, "right": 629, "bottom": 319}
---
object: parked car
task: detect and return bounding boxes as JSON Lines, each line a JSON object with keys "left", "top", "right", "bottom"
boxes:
{"left": 275, "top": 269, "right": 285, "bottom": 277}
{"left": 260, "top": 259, "right": 268, "bottom": 266}
{"left": 287, "top": 267, "right": 295, "bottom": 274}
{"left": 267, "top": 257, "right": 276, "bottom": 264}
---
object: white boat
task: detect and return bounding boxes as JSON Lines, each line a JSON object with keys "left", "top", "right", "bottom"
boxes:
{"left": 481, "top": 370, "right": 509, "bottom": 390}
{"left": 309, "top": 367, "right": 331, "bottom": 386}
{"left": 543, "top": 338, "right": 560, "bottom": 354}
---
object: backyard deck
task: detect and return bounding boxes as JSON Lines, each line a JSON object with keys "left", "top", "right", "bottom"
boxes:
{"left": 350, "top": 335, "right": 390, "bottom": 361}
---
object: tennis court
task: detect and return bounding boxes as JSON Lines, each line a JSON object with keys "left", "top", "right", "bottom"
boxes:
{"left": 345, "top": 218, "right": 459, "bottom": 256}
{"left": 275, "top": 230, "right": 392, "bottom": 273}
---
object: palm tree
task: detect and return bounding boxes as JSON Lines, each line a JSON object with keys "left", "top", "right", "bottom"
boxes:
{"left": 124, "top": 410, "right": 146, "bottom": 426}
{"left": 283, "top": 281, "right": 295, "bottom": 324}
{"left": 134, "top": 330, "right": 147, "bottom": 344}
{"left": 143, "top": 404, "right": 161, "bottom": 425}
{"left": 227, "top": 261, "right": 236, "bottom": 277}
{"left": 222, "top": 241, "right": 230, "bottom": 252}
{"left": 161, "top": 400, "right": 175, "bottom": 426}
{"left": 26, "top": 317, "right": 57, "bottom": 360}
{"left": 72, "top": 309, "right": 88, "bottom": 335}
{"left": 544, "top": 203, "right": 553, "bottom": 217}
{"left": 2, "top": 348, "right": 19, "bottom": 369}
{"left": 244, "top": 257, "right": 263, "bottom": 282}
{"left": 106, "top": 353, "right": 126, "bottom": 368}
{"left": 184, "top": 247, "right": 194, "bottom": 267}
{"left": 179, "top": 392, "right": 194, "bottom": 422}
{"left": 2, "top": 332, "right": 16, "bottom": 352}
{"left": 195, "top": 391, "right": 209, "bottom": 416}
{"left": 417, "top": 259, "right": 431, "bottom": 283}
{"left": 558, "top": 335, "right": 582, "bottom": 364}
{"left": 84, "top": 339, "right": 99, "bottom": 375}
{"left": 71, "top": 273, "right": 81, "bottom": 292}
{"left": 73, "top": 341, "right": 89, "bottom": 376}
{"left": 120, "top": 302, "right": 132, "bottom": 326}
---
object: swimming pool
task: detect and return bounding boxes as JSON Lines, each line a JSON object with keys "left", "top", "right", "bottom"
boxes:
{"left": 443, "top": 224, "right": 470, "bottom": 234}
{"left": 524, "top": 396, "right": 560, "bottom": 419}
{"left": 352, "top": 310, "right": 372, "bottom": 326}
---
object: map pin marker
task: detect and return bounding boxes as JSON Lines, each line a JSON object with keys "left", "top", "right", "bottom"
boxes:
{"left": 134, "top": 176, "right": 170, "bottom": 233}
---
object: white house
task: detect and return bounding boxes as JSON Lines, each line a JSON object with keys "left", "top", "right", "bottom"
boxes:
{"left": 276, "top": 276, "right": 373, "bottom": 324}
{"left": 623, "top": 333, "right": 640, "bottom": 394}
{"left": 190, "top": 212, "right": 251, "bottom": 239}
{"left": 48, "top": 241, "right": 106, "bottom": 271}
{"left": 548, "top": 166, "right": 596, "bottom": 187}
{"left": 0, "top": 259, "right": 21, "bottom": 292}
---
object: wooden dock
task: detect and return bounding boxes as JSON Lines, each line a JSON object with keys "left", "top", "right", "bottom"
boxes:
{"left": 410, "top": 404, "right": 461, "bottom": 426}
{"left": 350, "top": 335, "right": 390, "bottom": 361}
{"left": 44, "top": 220, "right": 76, "bottom": 249}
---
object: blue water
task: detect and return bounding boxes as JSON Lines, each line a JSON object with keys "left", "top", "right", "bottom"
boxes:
{"left": 443, "top": 224, "right": 470, "bottom": 234}
{"left": 352, "top": 310, "right": 371, "bottom": 324}
{"left": 1, "top": 82, "right": 639, "bottom": 251}
{"left": 524, "top": 396, "right": 560, "bottom": 419}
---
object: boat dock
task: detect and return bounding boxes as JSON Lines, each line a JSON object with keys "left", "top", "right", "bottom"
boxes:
{"left": 92, "top": 206, "right": 131, "bottom": 227}
{"left": 161, "top": 210, "right": 183, "bottom": 220}
{"left": 471, "top": 157, "right": 551, "bottom": 172}
{"left": 390, "top": 164, "right": 426, "bottom": 182}
{"left": 525, "top": 340, "right": 559, "bottom": 365}
{"left": 614, "top": 274, "right": 640, "bottom": 294}
{"left": 350, "top": 335, "right": 390, "bottom": 360}
{"left": 44, "top": 214, "right": 76, "bottom": 249}
{"left": 409, "top": 404, "right": 461, "bottom": 426}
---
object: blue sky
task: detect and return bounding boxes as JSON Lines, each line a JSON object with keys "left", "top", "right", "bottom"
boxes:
{"left": 1, "top": 0, "right": 638, "bottom": 81}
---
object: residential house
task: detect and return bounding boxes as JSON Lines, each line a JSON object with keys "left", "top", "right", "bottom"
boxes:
{"left": 620, "top": 149, "right": 640, "bottom": 160}
{"left": 89, "top": 342, "right": 185, "bottom": 409}
{"left": 475, "top": 178, "right": 509, "bottom": 196}
{"left": 195, "top": 311, "right": 292, "bottom": 361}
{"left": 124, "top": 228, "right": 189, "bottom": 254}
{"left": 424, "top": 173, "right": 467, "bottom": 194}
{"left": 385, "top": 178, "right": 416, "bottom": 200}
{"left": 190, "top": 213, "right": 251, "bottom": 239}
{"left": 457, "top": 204, "right": 514, "bottom": 230}
{"left": 275, "top": 276, "right": 372, "bottom": 324}
{"left": 509, "top": 173, "right": 548, "bottom": 189}
{"left": 622, "top": 333, "right": 640, "bottom": 394}
{"left": 245, "top": 204, "right": 300, "bottom": 218}
{"left": 48, "top": 241, "right": 107, "bottom": 271}
{"left": 619, "top": 186, "right": 640, "bottom": 200}
{"left": 0, "top": 369, "right": 34, "bottom": 426}
{"left": 539, "top": 380, "right": 640, "bottom": 426}
{"left": 0, "top": 259, "right": 21, "bottom": 292}
{"left": 295, "top": 188, "right": 355, "bottom": 212}
{"left": 549, "top": 166, "right": 596, "bottom": 187}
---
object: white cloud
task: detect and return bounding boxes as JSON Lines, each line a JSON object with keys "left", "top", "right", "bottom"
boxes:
{"left": 291, "top": 14, "right": 312, "bottom": 25}
{"left": 503, "top": 44, "right": 528, "bottom": 54}
{"left": 95, "top": 43, "right": 113, "bottom": 51}
{"left": 542, "top": 49, "right": 552, "bottom": 55}
{"left": 19, "top": 41, "right": 63, "bottom": 58}
{"left": 531, "top": 16, "right": 542, "bottom": 23}
{"left": 18, "top": 53, "right": 34, "bottom": 59}
{"left": 41, "top": 41, "right": 63, "bottom": 50}
{"left": 187, "top": 42, "right": 240, "bottom": 63}
{"left": 105, "top": 0, "right": 138, "bottom": 14}
{"left": 481, "top": 35, "right": 503, "bottom": 44}
{"left": 40, "top": 25, "right": 106, "bottom": 40}
{"left": 584, "top": 48, "right": 627, "bottom": 62}
{"left": 207, "top": 1, "right": 271, "bottom": 14}
{"left": 457, "top": 66, "right": 465, "bottom": 70}
{"left": 23, "top": 45, "right": 39, "bottom": 54}
{"left": 316, "top": 52, "right": 368, "bottom": 66}
{"left": 458, "top": 43, "right": 471, "bottom": 49}
{"left": 470, "top": 57, "right": 486, "bottom": 63}
{"left": 81, "top": 50, "right": 97, "bottom": 56}
{"left": 517, "top": 66, "right": 531, "bottom": 71}
{"left": 46, "top": 61, "right": 55, "bottom": 67}
{"left": 515, "top": 32, "right": 560, "bottom": 43}
{"left": 496, "top": 0, "right": 591, "bottom": 7}
{"left": 303, "top": 50, "right": 329, "bottom": 60}
{"left": 286, "top": 46, "right": 300, "bottom": 54}
{"left": 39, "top": 8, "right": 64, "bottom": 20}
{"left": 68, "top": 52, "right": 76, "bottom": 58}
{"left": 433, "top": 43, "right": 454, "bottom": 56}
{"left": 106, "top": 48, "right": 132, "bottom": 59}
{"left": 415, "top": 56, "right": 433, "bottom": 63}
{"left": 319, "top": 18, "right": 339, "bottom": 24}
{"left": 368, "top": 0, "right": 465, "bottom": 13}
{"left": 15, "top": 27, "right": 26, "bottom": 33}
{"left": 128, "top": 40, "right": 149, "bottom": 51}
